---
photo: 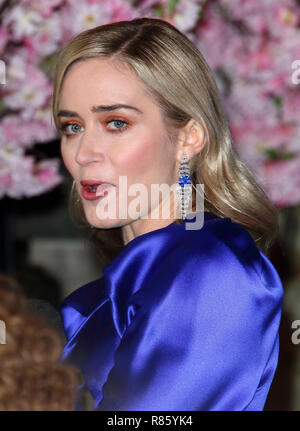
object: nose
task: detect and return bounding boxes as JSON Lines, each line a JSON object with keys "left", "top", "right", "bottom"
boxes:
{"left": 75, "top": 127, "right": 104, "bottom": 165}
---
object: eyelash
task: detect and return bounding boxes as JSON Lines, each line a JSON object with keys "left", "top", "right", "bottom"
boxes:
{"left": 59, "top": 119, "right": 129, "bottom": 137}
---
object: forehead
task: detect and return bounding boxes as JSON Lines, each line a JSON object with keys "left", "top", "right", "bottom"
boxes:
{"left": 59, "top": 57, "right": 148, "bottom": 105}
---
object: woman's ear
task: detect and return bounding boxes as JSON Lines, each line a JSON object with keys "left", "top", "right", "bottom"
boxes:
{"left": 175, "top": 119, "right": 206, "bottom": 163}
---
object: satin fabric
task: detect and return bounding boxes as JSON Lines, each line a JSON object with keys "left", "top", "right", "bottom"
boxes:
{"left": 59, "top": 211, "right": 283, "bottom": 411}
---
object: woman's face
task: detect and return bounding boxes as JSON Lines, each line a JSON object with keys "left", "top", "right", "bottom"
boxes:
{"left": 58, "top": 57, "right": 179, "bottom": 235}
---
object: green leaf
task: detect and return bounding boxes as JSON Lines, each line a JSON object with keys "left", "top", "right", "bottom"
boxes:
{"left": 272, "top": 95, "right": 283, "bottom": 108}
{"left": 198, "top": 8, "right": 204, "bottom": 20}
{"left": 263, "top": 147, "right": 296, "bottom": 161}
{"left": 282, "top": 152, "right": 295, "bottom": 160}
{"left": 153, "top": 7, "right": 163, "bottom": 17}
{"left": 0, "top": 99, "right": 6, "bottom": 118}
{"left": 264, "top": 148, "right": 279, "bottom": 160}
{"left": 166, "top": 0, "right": 180, "bottom": 14}
{"left": 38, "top": 52, "right": 59, "bottom": 77}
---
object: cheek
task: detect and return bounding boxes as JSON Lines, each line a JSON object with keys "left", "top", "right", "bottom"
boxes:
{"left": 115, "top": 137, "right": 162, "bottom": 176}
{"left": 60, "top": 142, "right": 76, "bottom": 176}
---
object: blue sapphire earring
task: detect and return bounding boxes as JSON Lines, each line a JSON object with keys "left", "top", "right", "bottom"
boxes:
{"left": 177, "top": 152, "right": 192, "bottom": 219}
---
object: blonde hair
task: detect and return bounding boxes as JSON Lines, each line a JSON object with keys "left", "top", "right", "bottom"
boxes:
{"left": 52, "top": 17, "right": 279, "bottom": 265}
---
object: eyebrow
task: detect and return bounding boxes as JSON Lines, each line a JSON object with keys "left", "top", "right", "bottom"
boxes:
{"left": 57, "top": 104, "right": 143, "bottom": 118}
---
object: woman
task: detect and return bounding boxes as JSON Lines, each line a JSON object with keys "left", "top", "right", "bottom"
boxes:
{"left": 52, "top": 17, "right": 283, "bottom": 411}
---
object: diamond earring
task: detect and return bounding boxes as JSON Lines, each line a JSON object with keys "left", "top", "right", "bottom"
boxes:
{"left": 177, "top": 152, "right": 192, "bottom": 219}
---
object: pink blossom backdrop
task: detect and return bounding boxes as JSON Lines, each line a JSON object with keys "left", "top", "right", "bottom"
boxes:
{"left": 0, "top": 0, "right": 300, "bottom": 207}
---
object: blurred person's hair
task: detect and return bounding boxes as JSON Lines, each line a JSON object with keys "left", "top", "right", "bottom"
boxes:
{"left": 52, "top": 17, "right": 279, "bottom": 266}
{"left": 0, "top": 273, "right": 80, "bottom": 410}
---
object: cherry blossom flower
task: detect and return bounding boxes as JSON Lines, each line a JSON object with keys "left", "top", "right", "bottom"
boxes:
{"left": 0, "top": 0, "right": 299, "bottom": 206}
{"left": 20, "top": 0, "right": 63, "bottom": 18}
{"left": 3, "top": 5, "right": 44, "bottom": 40}
{"left": 4, "top": 64, "right": 52, "bottom": 115}
{"left": 61, "top": 0, "right": 113, "bottom": 40}
{"left": 261, "top": 159, "right": 300, "bottom": 208}
{"left": 23, "top": 13, "right": 63, "bottom": 60}
{"left": 172, "top": 0, "right": 203, "bottom": 32}
{"left": 106, "top": 0, "right": 136, "bottom": 22}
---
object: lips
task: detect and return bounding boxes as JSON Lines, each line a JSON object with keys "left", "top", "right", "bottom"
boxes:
{"left": 80, "top": 180, "right": 114, "bottom": 201}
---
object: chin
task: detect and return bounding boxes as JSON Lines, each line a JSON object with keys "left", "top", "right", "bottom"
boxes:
{"left": 82, "top": 206, "right": 124, "bottom": 230}
{"left": 87, "top": 214, "right": 124, "bottom": 229}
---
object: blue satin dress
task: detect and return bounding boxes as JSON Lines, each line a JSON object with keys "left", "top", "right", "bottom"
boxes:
{"left": 59, "top": 211, "right": 283, "bottom": 411}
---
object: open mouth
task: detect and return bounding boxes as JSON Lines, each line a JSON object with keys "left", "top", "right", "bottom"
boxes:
{"left": 81, "top": 183, "right": 114, "bottom": 201}
{"left": 88, "top": 185, "right": 98, "bottom": 192}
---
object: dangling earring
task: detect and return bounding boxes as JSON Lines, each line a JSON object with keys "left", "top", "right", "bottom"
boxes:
{"left": 177, "top": 152, "right": 192, "bottom": 219}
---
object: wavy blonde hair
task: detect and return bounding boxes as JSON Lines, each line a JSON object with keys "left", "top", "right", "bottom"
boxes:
{"left": 52, "top": 17, "right": 279, "bottom": 265}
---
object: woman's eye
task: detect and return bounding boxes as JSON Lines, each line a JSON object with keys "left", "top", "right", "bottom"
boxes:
{"left": 59, "top": 119, "right": 128, "bottom": 137}
{"left": 60, "top": 123, "right": 83, "bottom": 136}
{"left": 106, "top": 119, "right": 128, "bottom": 133}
